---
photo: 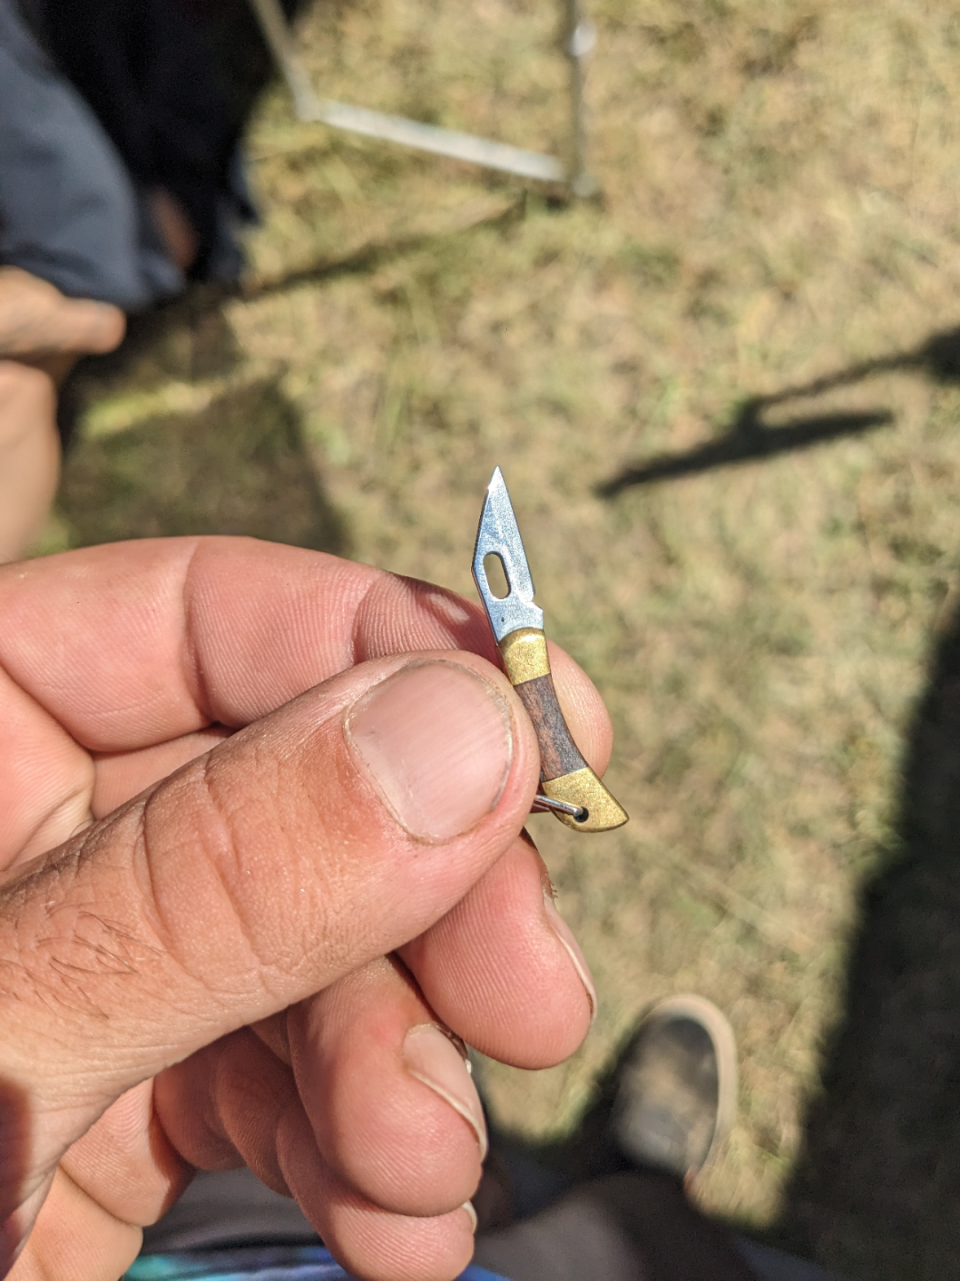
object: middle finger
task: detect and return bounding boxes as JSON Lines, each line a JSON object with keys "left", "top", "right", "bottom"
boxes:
{"left": 290, "top": 956, "right": 486, "bottom": 1219}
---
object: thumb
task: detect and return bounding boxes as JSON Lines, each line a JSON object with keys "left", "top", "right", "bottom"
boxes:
{"left": 50, "top": 297, "right": 126, "bottom": 355}
{"left": 0, "top": 653, "right": 537, "bottom": 1258}
{"left": 0, "top": 268, "right": 126, "bottom": 357}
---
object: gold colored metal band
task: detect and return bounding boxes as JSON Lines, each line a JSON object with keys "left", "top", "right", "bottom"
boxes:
{"left": 499, "top": 627, "right": 551, "bottom": 685}
{"left": 541, "top": 767, "right": 630, "bottom": 833}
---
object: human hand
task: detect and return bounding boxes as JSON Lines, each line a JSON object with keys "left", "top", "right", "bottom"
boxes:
{"left": 0, "top": 267, "right": 124, "bottom": 364}
{"left": 0, "top": 538, "right": 612, "bottom": 1281}
{"left": 0, "top": 269, "right": 126, "bottom": 563}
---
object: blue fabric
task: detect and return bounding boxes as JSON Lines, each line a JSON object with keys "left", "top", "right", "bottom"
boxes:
{"left": 0, "top": 0, "right": 182, "bottom": 308}
{"left": 127, "top": 1246, "right": 508, "bottom": 1281}
{"left": 0, "top": 0, "right": 252, "bottom": 306}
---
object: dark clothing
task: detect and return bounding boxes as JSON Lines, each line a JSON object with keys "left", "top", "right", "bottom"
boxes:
{"left": 474, "top": 1172, "right": 841, "bottom": 1281}
{"left": 143, "top": 1167, "right": 842, "bottom": 1281}
{"left": 0, "top": 0, "right": 252, "bottom": 309}
{"left": 0, "top": 0, "right": 181, "bottom": 308}
{"left": 36, "top": 0, "right": 242, "bottom": 279}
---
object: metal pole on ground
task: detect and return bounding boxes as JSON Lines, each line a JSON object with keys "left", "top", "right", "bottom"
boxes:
{"left": 246, "top": 0, "right": 592, "bottom": 192}
{"left": 563, "top": 0, "right": 597, "bottom": 196}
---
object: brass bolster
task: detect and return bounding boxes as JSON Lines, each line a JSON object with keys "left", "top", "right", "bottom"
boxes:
{"left": 499, "top": 627, "right": 551, "bottom": 685}
{"left": 541, "top": 768, "right": 629, "bottom": 832}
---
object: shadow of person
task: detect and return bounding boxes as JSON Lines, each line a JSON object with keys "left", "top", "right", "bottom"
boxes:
{"left": 776, "top": 596, "right": 960, "bottom": 1280}
{"left": 56, "top": 286, "right": 249, "bottom": 452}
{"left": 597, "top": 325, "right": 960, "bottom": 497}
{"left": 58, "top": 377, "right": 347, "bottom": 555}
{"left": 597, "top": 405, "right": 894, "bottom": 493}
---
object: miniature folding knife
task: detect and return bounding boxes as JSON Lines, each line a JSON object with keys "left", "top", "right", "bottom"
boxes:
{"left": 472, "top": 467, "right": 629, "bottom": 833}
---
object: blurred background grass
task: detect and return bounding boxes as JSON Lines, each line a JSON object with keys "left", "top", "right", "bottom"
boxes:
{"left": 40, "top": 0, "right": 960, "bottom": 1275}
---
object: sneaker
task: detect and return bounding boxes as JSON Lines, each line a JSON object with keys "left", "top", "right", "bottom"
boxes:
{"left": 610, "top": 994, "right": 738, "bottom": 1181}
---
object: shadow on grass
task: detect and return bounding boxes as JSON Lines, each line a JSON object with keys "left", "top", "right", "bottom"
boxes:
{"left": 239, "top": 197, "right": 524, "bottom": 301}
{"left": 478, "top": 581, "right": 960, "bottom": 1281}
{"left": 772, "top": 595, "right": 960, "bottom": 1280}
{"left": 60, "top": 192, "right": 522, "bottom": 401}
{"left": 59, "top": 378, "right": 347, "bottom": 555}
{"left": 55, "top": 191, "right": 523, "bottom": 552}
{"left": 597, "top": 324, "right": 960, "bottom": 496}
{"left": 99, "top": 193, "right": 524, "bottom": 338}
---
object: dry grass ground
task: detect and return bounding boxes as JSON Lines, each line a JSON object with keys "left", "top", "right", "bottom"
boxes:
{"left": 43, "top": 1, "right": 960, "bottom": 1275}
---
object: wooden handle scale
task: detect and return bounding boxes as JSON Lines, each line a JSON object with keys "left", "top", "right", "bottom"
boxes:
{"left": 500, "top": 628, "right": 628, "bottom": 833}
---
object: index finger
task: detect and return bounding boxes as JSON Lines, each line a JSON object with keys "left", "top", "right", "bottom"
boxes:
{"left": 0, "top": 538, "right": 498, "bottom": 751}
{"left": 0, "top": 537, "right": 612, "bottom": 759}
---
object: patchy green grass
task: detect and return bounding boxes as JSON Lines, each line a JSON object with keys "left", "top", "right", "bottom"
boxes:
{"left": 47, "top": 0, "right": 960, "bottom": 1274}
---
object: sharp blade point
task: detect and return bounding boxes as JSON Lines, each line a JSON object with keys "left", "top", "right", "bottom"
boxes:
{"left": 473, "top": 465, "right": 543, "bottom": 641}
